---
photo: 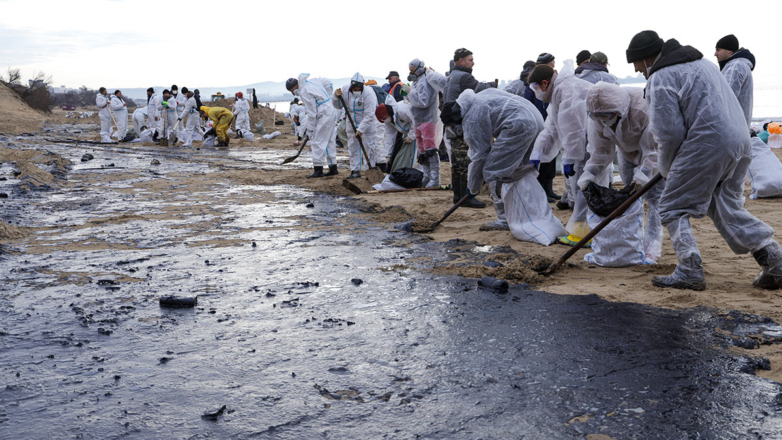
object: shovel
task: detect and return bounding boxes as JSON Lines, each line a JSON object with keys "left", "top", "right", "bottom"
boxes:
{"left": 281, "top": 136, "right": 310, "bottom": 165}
{"left": 336, "top": 93, "right": 375, "bottom": 170}
{"left": 414, "top": 194, "right": 470, "bottom": 233}
{"left": 541, "top": 173, "right": 664, "bottom": 275}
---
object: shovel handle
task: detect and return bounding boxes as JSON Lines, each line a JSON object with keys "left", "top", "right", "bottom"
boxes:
{"left": 544, "top": 173, "right": 664, "bottom": 274}
{"left": 428, "top": 194, "right": 470, "bottom": 231}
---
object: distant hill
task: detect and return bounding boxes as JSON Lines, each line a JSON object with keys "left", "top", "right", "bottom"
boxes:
{"left": 118, "top": 77, "right": 386, "bottom": 102}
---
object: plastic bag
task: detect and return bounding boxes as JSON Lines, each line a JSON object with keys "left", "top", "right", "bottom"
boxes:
{"left": 503, "top": 173, "right": 567, "bottom": 245}
{"left": 748, "top": 136, "right": 782, "bottom": 199}
{"left": 583, "top": 181, "right": 636, "bottom": 217}
{"left": 254, "top": 120, "right": 267, "bottom": 135}
{"left": 262, "top": 131, "right": 281, "bottom": 140}
{"left": 239, "top": 130, "right": 255, "bottom": 141}
{"left": 203, "top": 134, "right": 217, "bottom": 147}
{"left": 389, "top": 167, "right": 424, "bottom": 189}
{"left": 584, "top": 200, "right": 654, "bottom": 267}
{"left": 372, "top": 174, "right": 407, "bottom": 191}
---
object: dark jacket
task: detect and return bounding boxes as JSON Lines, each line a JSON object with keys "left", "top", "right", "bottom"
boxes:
{"left": 719, "top": 48, "right": 756, "bottom": 71}
{"left": 648, "top": 39, "right": 703, "bottom": 78}
{"left": 443, "top": 66, "right": 496, "bottom": 104}
{"left": 382, "top": 80, "right": 405, "bottom": 102}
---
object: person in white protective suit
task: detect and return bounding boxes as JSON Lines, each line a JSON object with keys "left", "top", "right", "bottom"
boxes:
{"left": 177, "top": 88, "right": 203, "bottom": 147}
{"left": 333, "top": 73, "right": 378, "bottom": 179}
{"left": 578, "top": 82, "right": 664, "bottom": 263}
{"left": 290, "top": 101, "right": 308, "bottom": 141}
{"left": 144, "top": 88, "right": 158, "bottom": 138}
{"left": 575, "top": 52, "right": 620, "bottom": 85}
{"left": 528, "top": 60, "right": 596, "bottom": 247}
{"left": 233, "top": 92, "right": 252, "bottom": 139}
{"left": 407, "top": 59, "right": 443, "bottom": 188}
{"left": 715, "top": 34, "right": 755, "bottom": 128}
{"left": 286, "top": 74, "right": 339, "bottom": 177}
{"left": 171, "top": 85, "right": 186, "bottom": 140}
{"left": 375, "top": 103, "right": 417, "bottom": 172}
{"left": 109, "top": 90, "right": 128, "bottom": 140}
{"left": 132, "top": 106, "right": 148, "bottom": 136}
{"left": 156, "top": 89, "right": 179, "bottom": 141}
{"left": 96, "top": 87, "right": 113, "bottom": 142}
{"left": 627, "top": 30, "right": 782, "bottom": 291}
{"left": 443, "top": 88, "right": 566, "bottom": 242}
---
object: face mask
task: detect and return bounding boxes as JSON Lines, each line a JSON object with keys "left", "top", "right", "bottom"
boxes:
{"left": 531, "top": 83, "right": 545, "bottom": 100}
{"left": 172, "top": 91, "right": 178, "bottom": 96}
{"left": 407, "top": 73, "right": 418, "bottom": 82}
{"left": 293, "top": 89, "right": 300, "bottom": 96}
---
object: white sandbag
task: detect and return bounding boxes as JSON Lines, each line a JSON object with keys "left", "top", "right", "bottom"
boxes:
{"left": 502, "top": 173, "right": 567, "bottom": 246}
{"left": 241, "top": 130, "right": 255, "bottom": 141}
{"left": 584, "top": 199, "right": 654, "bottom": 267}
{"left": 263, "top": 131, "right": 281, "bottom": 140}
{"left": 372, "top": 174, "right": 406, "bottom": 191}
{"left": 140, "top": 129, "right": 155, "bottom": 143}
{"left": 748, "top": 136, "right": 782, "bottom": 199}
{"left": 203, "top": 134, "right": 217, "bottom": 148}
{"left": 227, "top": 128, "right": 234, "bottom": 135}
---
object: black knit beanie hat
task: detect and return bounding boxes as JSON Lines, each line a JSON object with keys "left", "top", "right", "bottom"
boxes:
{"left": 626, "top": 30, "right": 664, "bottom": 63}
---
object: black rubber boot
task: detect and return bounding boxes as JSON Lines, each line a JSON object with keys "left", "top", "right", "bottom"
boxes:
{"left": 378, "top": 163, "right": 388, "bottom": 173}
{"left": 235, "top": 130, "right": 242, "bottom": 139}
{"left": 556, "top": 200, "right": 570, "bottom": 210}
{"left": 460, "top": 175, "right": 486, "bottom": 209}
{"left": 753, "top": 242, "right": 782, "bottom": 289}
{"left": 216, "top": 141, "right": 228, "bottom": 147}
{"left": 324, "top": 164, "right": 338, "bottom": 176}
{"left": 451, "top": 174, "right": 461, "bottom": 204}
{"left": 347, "top": 171, "right": 361, "bottom": 179}
{"left": 307, "top": 166, "right": 324, "bottom": 178}
{"left": 544, "top": 178, "right": 561, "bottom": 200}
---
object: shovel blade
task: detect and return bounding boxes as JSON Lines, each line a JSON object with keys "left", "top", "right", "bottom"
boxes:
{"left": 281, "top": 155, "right": 299, "bottom": 165}
{"left": 341, "top": 179, "right": 363, "bottom": 195}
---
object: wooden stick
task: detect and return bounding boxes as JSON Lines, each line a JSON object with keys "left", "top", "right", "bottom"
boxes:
{"left": 542, "top": 173, "right": 664, "bottom": 275}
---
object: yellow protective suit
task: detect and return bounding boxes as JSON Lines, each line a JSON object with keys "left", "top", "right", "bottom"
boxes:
{"left": 201, "top": 106, "right": 234, "bottom": 144}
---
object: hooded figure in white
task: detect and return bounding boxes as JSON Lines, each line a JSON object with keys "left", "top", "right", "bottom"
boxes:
{"left": 453, "top": 88, "right": 566, "bottom": 244}
{"left": 628, "top": 32, "right": 782, "bottom": 290}
{"left": 579, "top": 82, "right": 664, "bottom": 263}
{"left": 233, "top": 93, "right": 252, "bottom": 138}
{"left": 407, "top": 59, "right": 443, "bottom": 188}
{"left": 530, "top": 60, "right": 596, "bottom": 244}
{"left": 109, "top": 91, "right": 128, "bottom": 140}
{"left": 375, "top": 102, "right": 416, "bottom": 172}
{"left": 178, "top": 91, "right": 202, "bottom": 147}
{"left": 293, "top": 73, "right": 338, "bottom": 176}
{"left": 333, "top": 73, "right": 378, "bottom": 178}
{"left": 156, "top": 90, "right": 179, "bottom": 139}
{"left": 132, "top": 106, "right": 148, "bottom": 136}
{"left": 96, "top": 89, "right": 112, "bottom": 142}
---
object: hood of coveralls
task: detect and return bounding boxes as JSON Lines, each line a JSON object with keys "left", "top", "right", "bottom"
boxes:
{"left": 585, "top": 82, "right": 631, "bottom": 118}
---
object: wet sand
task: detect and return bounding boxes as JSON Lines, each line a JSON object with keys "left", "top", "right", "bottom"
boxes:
{"left": 3, "top": 121, "right": 782, "bottom": 437}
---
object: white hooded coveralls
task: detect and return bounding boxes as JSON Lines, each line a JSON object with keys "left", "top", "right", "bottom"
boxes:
{"left": 298, "top": 73, "right": 337, "bottom": 167}
{"left": 333, "top": 73, "right": 378, "bottom": 171}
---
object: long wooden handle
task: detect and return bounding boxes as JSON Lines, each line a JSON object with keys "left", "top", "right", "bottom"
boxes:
{"left": 429, "top": 194, "right": 470, "bottom": 231}
{"left": 337, "top": 93, "right": 373, "bottom": 168}
{"left": 544, "top": 173, "right": 664, "bottom": 274}
{"left": 367, "top": 186, "right": 448, "bottom": 194}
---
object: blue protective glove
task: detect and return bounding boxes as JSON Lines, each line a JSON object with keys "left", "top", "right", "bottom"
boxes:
{"left": 563, "top": 163, "right": 576, "bottom": 177}
{"left": 530, "top": 159, "right": 540, "bottom": 170}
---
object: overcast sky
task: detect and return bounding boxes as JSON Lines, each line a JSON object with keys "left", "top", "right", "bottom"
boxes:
{"left": 1, "top": 0, "right": 780, "bottom": 89}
